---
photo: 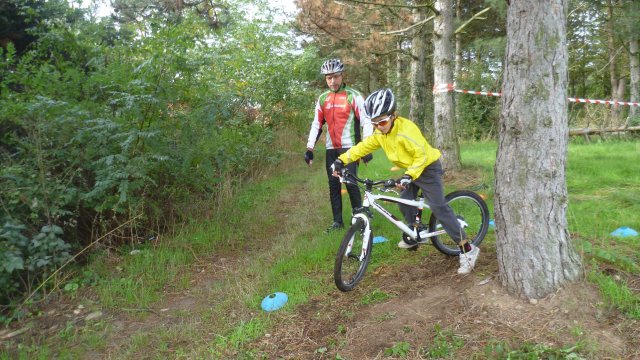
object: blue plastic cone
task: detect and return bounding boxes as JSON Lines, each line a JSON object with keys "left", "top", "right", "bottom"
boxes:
{"left": 261, "top": 292, "right": 288, "bottom": 312}
{"left": 373, "top": 236, "right": 388, "bottom": 244}
{"left": 610, "top": 227, "right": 639, "bottom": 237}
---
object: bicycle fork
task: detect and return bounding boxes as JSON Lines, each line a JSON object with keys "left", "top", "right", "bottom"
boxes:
{"left": 348, "top": 196, "right": 374, "bottom": 261}
{"left": 349, "top": 212, "right": 371, "bottom": 261}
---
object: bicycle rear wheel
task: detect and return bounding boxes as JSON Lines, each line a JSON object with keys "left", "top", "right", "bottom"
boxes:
{"left": 334, "top": 218, "right": 373, "bottom": 292}
{"left": 428, "top": 190, "right": 489, "bottom": 256}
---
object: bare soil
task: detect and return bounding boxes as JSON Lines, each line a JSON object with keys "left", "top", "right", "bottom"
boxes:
{"left": 251, "top": 249, "right": 639, "bottom": 359}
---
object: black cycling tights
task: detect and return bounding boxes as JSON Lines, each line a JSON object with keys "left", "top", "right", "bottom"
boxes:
{"left": 325, "top": 148, "right": 362, "bottom": 224}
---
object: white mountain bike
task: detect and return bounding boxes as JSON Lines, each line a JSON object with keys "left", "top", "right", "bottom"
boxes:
{"left": 334, "top": 169, "right": 490, "bottom": 292}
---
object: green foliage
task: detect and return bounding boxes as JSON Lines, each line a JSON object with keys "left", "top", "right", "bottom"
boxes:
{"left": 579, "top": 241, "right": 640, "bottom": 274}
{"left": 421, "top": 324, "right": 464, "bottom": 358}
{"left": 0, "top": 0, "right": 84, "bottom": 55}
{"left": 0, "top": 222, "right": 70, "bottom": 303}
{"left": 456, "top": 37, "right": 504, "bottom": 139}
{"left": 360, "top": 288, "right": 393, "bottom": 305}
{"left": 211, "top": 318, "right": 267, "bottom": 355}
{"left": 483, "top": 340, "right": 585, "bottom": 359}
{"left": 0, "top": 0, "right": 315, "bottom": 305}
{"left": 588, "top": 268, "right": 640, "bottom": 319}
{"left": 384, "top": 341, "right": 411, "bottom": 358}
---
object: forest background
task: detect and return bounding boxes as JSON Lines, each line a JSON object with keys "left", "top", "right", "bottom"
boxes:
{"left": 0, "top": 0, "right": 638, "bottom": 337}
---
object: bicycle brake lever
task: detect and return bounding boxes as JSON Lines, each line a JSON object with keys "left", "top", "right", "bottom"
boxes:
{"left": 379, "top": 187, "right": 399, "bottom": 195}
{"left": 338, "top": 168, "right": 353, "bottom": 184}
{"left": 338, "top": 175, "right": 351, "bottom": 185}
{"left": 383, "top": 179, "right": 396, "bottom": 188}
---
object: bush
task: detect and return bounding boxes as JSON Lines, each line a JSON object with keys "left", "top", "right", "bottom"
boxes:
{"left": 0, "top": 222, "right": 71, "bottom": 303}
{"left": 0, "top": 2, "right": 313, "bottom": 306}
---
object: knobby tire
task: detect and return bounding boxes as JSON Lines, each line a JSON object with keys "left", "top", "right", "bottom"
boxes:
{"left": 334, "top": 218, "right": 372, "bottom": 292}
{"left": 428, "top": 190, "right": 489, "bottom": 256}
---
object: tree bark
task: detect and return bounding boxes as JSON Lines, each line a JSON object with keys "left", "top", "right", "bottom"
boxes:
{"left": 409, "top": 5, "right": 427, "bottom": 128}
{"left": 606, "top": 0, "right": 622, "bottom": 123}
{"left": 495, "top": 0, "right": 582, "bottom": 300}
{"left": 433, "top": 0, "right": 461, "bottom": 171}
{"left": 455, "top": 0, "right": 462, "bottom": 80}
{"left": 396, "top": 39, "right": 404, "bottom": 104}
{"left": 627, "top": 0, "right": 640, "bottom": 119}
{"left": 454, "top": 0, "right": 462, "bottom": 138}
{"left": 629, "top": 38, "right": 639, "bottom": 118}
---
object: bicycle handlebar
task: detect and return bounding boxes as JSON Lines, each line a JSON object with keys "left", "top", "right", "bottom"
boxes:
{"left": 340, "top": 169, "right": 396, "bottom": 190}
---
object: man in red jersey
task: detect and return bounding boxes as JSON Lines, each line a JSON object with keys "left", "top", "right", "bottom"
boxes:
{"left": 305, "top": 59, "right": 373, "bottom": 233}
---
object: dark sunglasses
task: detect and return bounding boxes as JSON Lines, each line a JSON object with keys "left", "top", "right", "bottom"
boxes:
{"left": 372, "top": 115, "right": 392, "bottom": 127}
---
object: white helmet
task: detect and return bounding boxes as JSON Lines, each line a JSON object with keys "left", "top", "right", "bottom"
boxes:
{"left": 364, "top": 88, "right": 396, "bottom": 118}
{"left": 320, "top": 58, "right": 345, "bottom": 75}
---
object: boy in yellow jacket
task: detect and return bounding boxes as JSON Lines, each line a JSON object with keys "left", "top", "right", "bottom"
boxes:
{"left": 330, "top": 88, "right": 479, "bottom": 275}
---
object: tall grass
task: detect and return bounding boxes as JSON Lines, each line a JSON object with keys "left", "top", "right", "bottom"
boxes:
{"left": 460, "top": 140, "right": 640, "bottom": 238}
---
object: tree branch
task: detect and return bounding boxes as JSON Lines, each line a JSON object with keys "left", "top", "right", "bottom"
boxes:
{"left": 569, "top": 125, "right": 640, "bottom": 136}
{"left": 309, "top": 17, "right": 354, "bottom": 45}
{"left": 370, "top": 48, "right": 412, "bottom": 57}
{"left": 454, "top": 7, "right": 491, "bottom": 34}
{"left": 338, "top": 0, "right": 439, "bottom": 14}
{"left": 381, "top": 15, "right": 435, "bottom": 35}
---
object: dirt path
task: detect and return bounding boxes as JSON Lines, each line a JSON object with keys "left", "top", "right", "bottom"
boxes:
{"left": 251, "top": 245, "right": 638, "bottom": 359}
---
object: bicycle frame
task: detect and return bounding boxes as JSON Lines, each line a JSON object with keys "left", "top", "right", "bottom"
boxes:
{"left": 334, "top": 169, "right": 488, "bottom": 291}
{"left": 357, "top": 189, "right": 451, "bottom": 242}
{"left": 342, "top": 171, "right": 465, "bottom": 245}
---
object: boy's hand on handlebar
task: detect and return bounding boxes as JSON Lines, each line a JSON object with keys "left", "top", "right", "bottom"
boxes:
{"left": 396, "top": 175, "right": 412, "bottom": 190}
{"left": 330, "top": 159, "right": 344, "bottom": 177}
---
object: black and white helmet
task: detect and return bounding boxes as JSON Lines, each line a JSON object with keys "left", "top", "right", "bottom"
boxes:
{"left": 364, "top": 88, "right": 396, "bottom": 118}
{"left": 320, "top": 58, "right": 345, "bottom": 75}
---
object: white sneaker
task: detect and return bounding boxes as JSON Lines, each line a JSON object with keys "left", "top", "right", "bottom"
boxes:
{"left": 458, "top": 245, "right": 480, "bottom": 274}
{"left": 397, "top": 239, "right": 418, "bottom": 249}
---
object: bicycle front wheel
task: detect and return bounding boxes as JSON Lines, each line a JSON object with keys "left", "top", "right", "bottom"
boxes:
{"left": 428, "top": 190, "right": 489, "bottom": 256}
{"left": 334, "top": 218, "right": 373, "bottom": 292}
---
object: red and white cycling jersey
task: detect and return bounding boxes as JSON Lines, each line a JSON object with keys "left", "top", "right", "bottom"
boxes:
{"left": 307, "top": 84, "right": 372, "bottom": 150}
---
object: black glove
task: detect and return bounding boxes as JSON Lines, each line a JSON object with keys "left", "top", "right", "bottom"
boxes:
{"left": 397, "top": 174, "right": 412, "bottom": 188}
{"left": 362, "top": 153, "right": 373, "bottom": 164}
{"left": 304, "top": 150, "right": 313, "bottom": 165}
{"left": 330, "top": 159, "right": 344, "bottom": 174}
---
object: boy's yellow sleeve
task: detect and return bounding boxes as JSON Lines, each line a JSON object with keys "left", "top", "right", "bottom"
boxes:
{"left": 338, "top": 135, "right": 381, "bottom": 164}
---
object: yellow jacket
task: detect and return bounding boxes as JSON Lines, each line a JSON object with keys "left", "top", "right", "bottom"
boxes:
{"left": 338, "top": 116, "right": 441, "bottom": 180}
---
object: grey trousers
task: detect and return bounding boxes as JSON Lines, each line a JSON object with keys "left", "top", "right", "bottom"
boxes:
{"left": 398, "top": 160, "right": 466, "bottom": 244}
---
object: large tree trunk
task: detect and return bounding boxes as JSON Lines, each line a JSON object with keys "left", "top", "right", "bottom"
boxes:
{"left": 495, "top": 0, "right": 582, "bottom": 300}
{"left": 629, "top": 38, "right": 639, "bottom": 119}
{"left": 455, "top": 0, "right": 462, "bottom": 79}
{"left": 607, "top": 0, "right": 622, "bottom": 124}
{"left": 629, "top": 0, "right": 640, "bottom": 119}
{"left": 433, "top": 0, "right": 461, "bottom": 171}
{"left": 409, "top": 5, "right": 427, "bottom": 129}
{"left": 396, "top": 39, "right": 404, "bottom": 105}
{"left": 368, "top": 56, "right": 381, "bottom": 92}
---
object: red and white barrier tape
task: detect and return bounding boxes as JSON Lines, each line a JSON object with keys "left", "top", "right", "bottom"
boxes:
{"left": 455, "top": 89, "right": 502, "bottom": 97}
{"left": 433, "top": 84, "right": 640, "bottom": 107}
{"left": 567, "top": 97, "right": 640, "bottom": 107}
{"left": 433, "top": 83, "right": 501, "bottom": 96}
{"left": 433, "top": 84, "right": 455, "bottom": 93}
